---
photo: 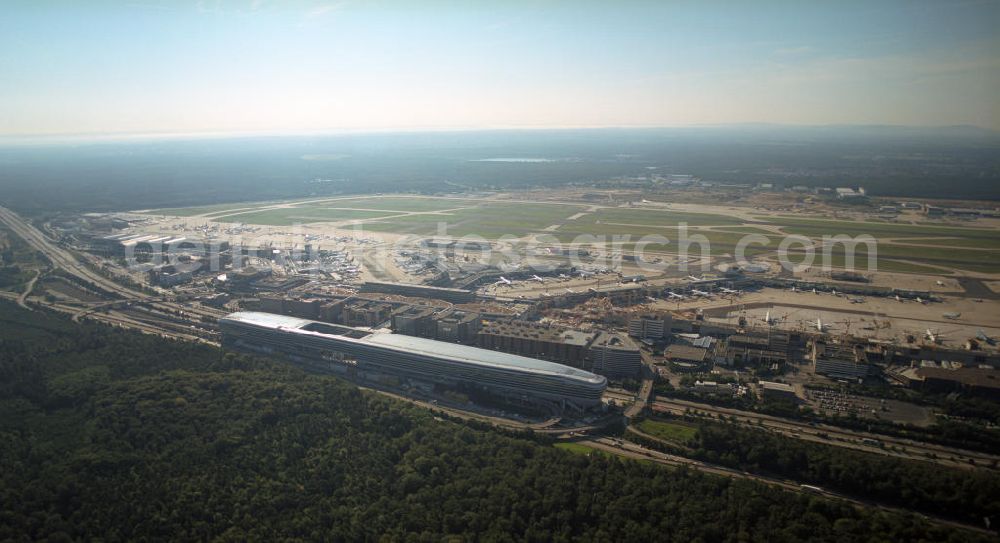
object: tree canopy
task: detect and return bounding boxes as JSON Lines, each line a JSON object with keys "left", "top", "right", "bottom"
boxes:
{"left": 0, "top": 302, "right": 992, "bottom": 541}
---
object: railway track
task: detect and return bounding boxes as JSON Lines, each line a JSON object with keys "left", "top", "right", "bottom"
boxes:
{"left": 652, "top": 396, "right": 1000, "bottom": 470}
{"left": 579, "top": 437, "right": 995, "bottom": 536}
{"left": 0, "top": 205, "right": 220, "bottom": 343}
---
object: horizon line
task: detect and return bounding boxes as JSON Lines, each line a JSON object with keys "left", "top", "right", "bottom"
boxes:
{"left": 1, "top": 121, "right": 997, "bottom": 147}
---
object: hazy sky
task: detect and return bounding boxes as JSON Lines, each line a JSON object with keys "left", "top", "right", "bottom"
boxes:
{"left": 2, "top": 0, "right": 998, "bottom": 137}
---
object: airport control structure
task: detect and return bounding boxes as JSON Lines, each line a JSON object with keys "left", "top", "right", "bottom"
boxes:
{"left": 220, "top": 311, "right": 608, "bottom": 413}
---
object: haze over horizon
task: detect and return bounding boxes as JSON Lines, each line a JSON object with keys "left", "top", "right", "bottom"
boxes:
{"left": 2, "top": 0, "right": 999, "bottom": 138}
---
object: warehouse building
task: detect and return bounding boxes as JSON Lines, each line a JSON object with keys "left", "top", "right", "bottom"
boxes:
{"left": 478, "top": 320, "right": 593, "bottom": 367}
{"left": 590, "top": 332, "right": 643, "bottom": 378}
{"left": 627, "top": 314, "right": 671, "bottom": 340}
{"left": 341, "top": 300, "right": 394, "bottom": 327}
{"left": 904, "top": 366, "right": 1000, "bottom": 399}
{"left": 665, "top": 344, "right": 711, "bottom": 373}
{"left": 813, "top": 341, "right": 874, "bottom": 381}
{"left": 390, "top": 306, "right": 438, "bottom": 338}
{"left": 390, "top": 307, "right": 482, "bottom": 345}
{"left": 758, "top": 381, "right": 798, "bottom": 401}
{"left": 435, "top": 310, "right": 482, "bottom": 344}
{"left": 360, "top": 281, "right": 475, "bottom": 303}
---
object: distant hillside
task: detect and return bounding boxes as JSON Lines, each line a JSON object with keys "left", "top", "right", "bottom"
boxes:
{"left": 1, "top": 126, "right": 998, "bottom": 214}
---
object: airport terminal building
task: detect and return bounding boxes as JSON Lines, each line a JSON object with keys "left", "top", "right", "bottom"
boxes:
{"left": 220, "top": 312, "right": 607, "bottom": 413}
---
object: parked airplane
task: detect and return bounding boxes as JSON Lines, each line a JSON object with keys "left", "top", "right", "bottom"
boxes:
{"left": 691, "top": 289, "right": 712, "bottom": 297}
{"left": 531, "top": 275, "right": 546, "bottom": 283}
{"left": 815, "top": 318, "right": 832, "bottom": 332}
{"left": 565, "top": 288, "right": 577, "bottom": 294}
{"left": 719, "top": 287, "right": 740, "bottom": 295}
{"left": 495, "top": 276, "right": 512, "bottom": 286}
{"left": 925, "top": 329, "right": 941, "bottom": 343}
{"left": 686, "top": 275, "right": 704, "bottom": 281}
{"left": 667, "top": 291, "right": 687, "bottom": 300}
{"left": 762, "top": 311, "right": 785, "bottom": 325}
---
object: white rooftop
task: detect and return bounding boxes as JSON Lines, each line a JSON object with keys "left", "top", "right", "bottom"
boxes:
{"left": 222, "top": 311, "right": 605, "bottom": 384}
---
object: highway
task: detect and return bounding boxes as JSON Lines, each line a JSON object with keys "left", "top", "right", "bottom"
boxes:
{"left": 16, "top": 269, "right": 40, "bottom": 310}
{"left": 623, "top": 351, "right": 655, "bottom": 418}
{"left": 578, "top": 437, "right": 995, "bottom": 536}
{"left": 0, "top": 205, "right": 225, "bottom": 321}
{"left": 353, "top": 382, "right": 609, "bottom": 435}
{"left": 651, "top": 396, "right": 1000, "bottom": 470}
{"left": 0, "top": 206, "right": 146, "bottom": 299}
{"left": 363, "top": 383, "right": 989, "bottom": 531}
{"left": 0, "top": 205, "right": 222, "bottom": 343}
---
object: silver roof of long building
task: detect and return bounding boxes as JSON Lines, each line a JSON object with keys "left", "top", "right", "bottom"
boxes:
{"left": 223, "top": 311, "right": 314, "bottom": 329}
{"left": 364, "top": 333, "right": 603, "bottom": 383}
{"left": 222, "top": 311, "right": 604, "bottom": 384}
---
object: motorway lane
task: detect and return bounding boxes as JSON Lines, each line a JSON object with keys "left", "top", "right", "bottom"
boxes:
{"left": 0, "top": 207, "right": 144, "bottom": 300}
{"left": 16, "top": 270, "right": 40, "bottom": 310}
{"left": 580, "top": 437, "right": 994, "bottom": 535}
{"left": 652, "top": 396, "right": 1000, "bottom": 470}
{"left": 0, "top": 206, "right": 222, "bottom": 325}
{"left": 609, "top": 376, "right": 998, "bottom": 469}
{"left": 624, "top": 351, "right": 655, "bottom": 418}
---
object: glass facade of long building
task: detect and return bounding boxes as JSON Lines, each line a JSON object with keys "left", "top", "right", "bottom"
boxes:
{"left": 219, "top": 312, "right": 607, "bottom": 412}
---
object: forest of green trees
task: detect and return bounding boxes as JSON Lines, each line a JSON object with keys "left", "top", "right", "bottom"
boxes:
{"left": 0, "top": 301, "right": 994, "bottom": 541}
{"left": 630, "top": 415, "right": 1000, "bottom": 526}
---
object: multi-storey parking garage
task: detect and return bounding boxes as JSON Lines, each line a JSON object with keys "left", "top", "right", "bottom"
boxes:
{"left": 219, "top": 312, "right": 607, "bottom": 412}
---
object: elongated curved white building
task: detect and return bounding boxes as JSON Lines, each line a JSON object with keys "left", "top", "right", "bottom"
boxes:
{"left": 220, "top": 312, "right": 607, "bottom": 412}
